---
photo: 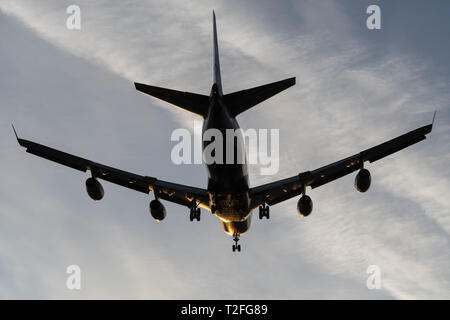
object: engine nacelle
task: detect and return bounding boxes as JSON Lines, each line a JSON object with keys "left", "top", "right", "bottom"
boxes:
{"left": 354, "top": 169, "right": 371, "bottom": 193}
{"left": 149, "top": 199, "right": 166, "bottom": 221}
{"left": 85, "top": 177, "right": 104, "bottom": 201}
{"left": 297, "top": 195, "right": 313, "bottom": 217}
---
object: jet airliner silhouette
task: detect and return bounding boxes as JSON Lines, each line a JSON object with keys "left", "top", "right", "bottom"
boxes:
{"left": 14, "top": 12, "right": 434, "bottom": 251}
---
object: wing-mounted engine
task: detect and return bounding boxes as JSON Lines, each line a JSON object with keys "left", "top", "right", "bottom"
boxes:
{"left": 149, "top": 199, "right": 166, "bottom": 221}
{"left": 297, "top": 195, "right": 313, "bottom": 217}
{"left": 354, "top": 169, "right": 371, "bottom": 192}
{"left": 86, "top": 177, "right": 104, "bottom": 201}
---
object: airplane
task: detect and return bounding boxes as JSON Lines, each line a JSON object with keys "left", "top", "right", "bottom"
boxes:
{"left": 14, "top": 11, "right": 435, "bottom": 252}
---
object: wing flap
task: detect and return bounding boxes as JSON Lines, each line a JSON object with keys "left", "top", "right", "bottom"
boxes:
{"left": 154, "top": 179, "right": 209, "bottom": 208}
{"left": 249, "top": 173, "right": 308, "bottom": 208}
{"left": 362, "top": 124, "right": 431, "bottom": 163}
{"left": 18, "top": 138, "right": 90, "bottom": 172}
{"left": 309, "top": 154, "right": 361, "bottom": 189}
{"left": 90, "top": 162, "right": 154, "bottom": 194}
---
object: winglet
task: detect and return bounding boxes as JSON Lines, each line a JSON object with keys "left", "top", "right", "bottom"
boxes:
{"left": 12, "top": 124, "right": 19, "bottom": 141}
{"left": 12, "top": 124, "right": 26, "bottom": 147}
{"left": 432, "top": 110, "right": 437, "bottom": 127}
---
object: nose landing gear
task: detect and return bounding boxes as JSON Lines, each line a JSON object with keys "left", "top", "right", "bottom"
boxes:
{"left": 232, "top": 234, "right": 241, "bottom": 252}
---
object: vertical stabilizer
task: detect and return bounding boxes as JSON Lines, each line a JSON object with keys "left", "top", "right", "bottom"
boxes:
{"left": 213, "top": 10, "right": 223, "bottom": 95}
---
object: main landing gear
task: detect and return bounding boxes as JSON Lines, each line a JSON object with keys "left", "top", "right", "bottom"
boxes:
{"left": 232, "top": 234, "right": 241, "bottom": 252}
{"left": 259, "top": 203, "right": 270, "bottom": 219}
{"left": 189, "top": 206, "right": 201, "bottom": 221}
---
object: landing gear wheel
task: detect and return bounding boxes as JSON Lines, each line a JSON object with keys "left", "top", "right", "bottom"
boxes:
{"left": 195, "top": 208, "right": 200, "bottom": 221}
{"left": 190, "top": 207, "right": 201, "bottom": 221}
{"left": 259, "top": 204, "right": 270, "bottom": 219}
{"left": 232, "top": 234, "right": 241, "bottom": 252}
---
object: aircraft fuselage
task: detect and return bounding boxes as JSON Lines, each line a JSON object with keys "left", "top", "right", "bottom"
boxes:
{"left": 203, "top": 85, "right": 252, "bottom": 235}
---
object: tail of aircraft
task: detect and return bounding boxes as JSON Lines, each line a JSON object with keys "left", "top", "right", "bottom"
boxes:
{"left": 134, "top": 11, "right": 295, "bottom": 118}
{"left": 213, "top": 10, "right": 223, "bottom": 96}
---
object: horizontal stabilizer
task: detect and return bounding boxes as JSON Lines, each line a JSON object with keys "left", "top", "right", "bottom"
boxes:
{"left": 223, "top": 77, "right": 295, "bottom": 117}
{"left": 135, "top": 82, "right": 210, "bottom": 117}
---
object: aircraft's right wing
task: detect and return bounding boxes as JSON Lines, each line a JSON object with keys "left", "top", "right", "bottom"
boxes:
{"left": 249, "top": 119, "right": 434, "bottom": 209}
{"left": 13, "top": 128, "right": 210, "bottom": 210}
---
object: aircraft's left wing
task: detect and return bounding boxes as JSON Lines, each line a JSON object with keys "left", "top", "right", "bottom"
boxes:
{"left": 250, "top": 119, "right": 434, "bottom": 209}
{"left": 13, "top": 128, "right": 210, "bottom": 209}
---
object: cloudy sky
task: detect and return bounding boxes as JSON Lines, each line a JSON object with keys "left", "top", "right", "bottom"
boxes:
{"left": 0, "top": 0, "right": 449, "bottom": 299}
